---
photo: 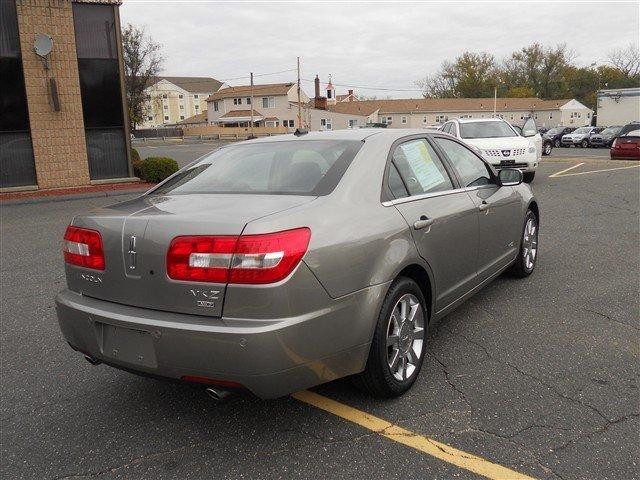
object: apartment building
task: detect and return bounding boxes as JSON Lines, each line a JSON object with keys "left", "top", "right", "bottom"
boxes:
{"left": 327, "top": 98, "right": 593, "bottom": 129}
{"left": 1, "top": 0, "right": 132, "bottom": 191}
{"left": 139, "top": 76, "right": 223, "bottom": 128}
{"left": 207, "top": 82, "right": 309, "bottom": 128}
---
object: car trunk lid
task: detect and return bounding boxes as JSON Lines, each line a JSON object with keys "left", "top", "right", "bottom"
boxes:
{"left": 65, "top": 194, "right": 315, "bottom": 317}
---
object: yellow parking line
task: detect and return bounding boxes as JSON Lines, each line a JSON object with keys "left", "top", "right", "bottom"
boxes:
{"left": 555, "top": 164, "right": 640, "bottom": 177}
{"left": 548, "top": 162, "right": 584, "bottom": 178}
{"left": 292, "top": 390, "right": 536, "bottom": 480}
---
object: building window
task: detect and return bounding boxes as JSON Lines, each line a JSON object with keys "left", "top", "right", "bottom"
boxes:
{"left": 423, "top": 116, "right": 428, "bottom": 123}
{"left": 401, "top": 116, "right": 407, "bottom": 124}
{"left": 194, "top": 94, "right": 199, "bottom": 99}
{"left": 348, "top": 119, "right": 357, "bottom": 128}
{"left": 213, "top": 101, "right": 218, "bottom": 112}
{"left": 326, "top": 120, "right": 332, "bottom": 130}
{"left": 0, "top": 0, "right": 36, "bottom": 187}
{"left": 195, "top": 105, "right": 199, "bottom": 110}
{"left": 162, "top": 94, "right": 167, "bottom": 99}
{"left": 262, "top": 97, "right": 275, "bottom": 108}
{"left": 163, "top": 105, "right": 168, "bottom": 110}
{"left": 164, "top": 115, "right": 169, "bottom": 121}
{"left": 73, "top": 2, "right": 129, "bottom": 180}
{"left": 180, "top": 115, "right": 184, "bottom": 120}
{"left": 386, "top": 116, "right": 393, "bottom": 124}
{"left": 180, "top": 105, "right": 184, "bottom": 110}
{"left": 587, "top": 112, "right": 591, "bottom": 118}
{"left": 320, "top": 119, "right": 326, "bottom": 127}
{"left": 246, "top": 97, "right": 251, "bottom": 105}
{"left": 233, "top": 98, "right": 242, "bottom": 105}
{"left": 550, "top": 113, "right": 553, "bottom": 119}
{"left": 435, "top": 115, "right": 446, "bottom": 123}
{"left": 147, "top": 116, "right": 153, "bottom": 121}
{"left": 284, "top": 120, "right": 296, "bottom": 127}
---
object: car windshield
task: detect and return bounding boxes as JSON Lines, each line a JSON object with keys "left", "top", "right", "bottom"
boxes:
{"left": 601, "top": 127, "right": 621, "bottom": 135}
{"left": 574, "top": 127, "right": 591, "bottom": 134}
{"left": 459, "top": 121, "right": 517, "bottom": 139}
{"left": 151, "top": 140, "right": 362, "bottom": 196}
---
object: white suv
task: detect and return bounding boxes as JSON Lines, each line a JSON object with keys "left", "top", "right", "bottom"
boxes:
{"left": 441, "top": 118, "right": 541, "bottom": 183}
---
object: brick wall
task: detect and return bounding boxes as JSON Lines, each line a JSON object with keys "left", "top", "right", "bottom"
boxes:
{"left": 16, "top": 0, "right": 91, "bottom": 189}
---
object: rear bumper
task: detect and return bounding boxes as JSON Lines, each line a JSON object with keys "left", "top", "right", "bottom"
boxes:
{"left": 55, "top": 283, "right": 388, "bottom": 398}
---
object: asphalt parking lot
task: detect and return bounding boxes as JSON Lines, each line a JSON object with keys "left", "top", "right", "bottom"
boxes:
{"left": 1, "top": 155, "right": 638, "bottom": 479}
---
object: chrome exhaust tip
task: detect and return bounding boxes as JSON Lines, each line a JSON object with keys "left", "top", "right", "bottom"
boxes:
{"left": 84, "top": 354, "right": 101, "bottom": 366}
{"left": 205, "top": 387, "right": 231, "bottom": 402}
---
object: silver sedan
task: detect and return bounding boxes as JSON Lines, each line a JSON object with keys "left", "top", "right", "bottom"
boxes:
{"left": 56, "top": 129, "right": 539, "bottom": 399}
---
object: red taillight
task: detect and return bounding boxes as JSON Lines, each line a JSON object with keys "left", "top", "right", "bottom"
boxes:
{"left": 167, "top": 227, "right": 311, "bottom": 284}
{"left": 63, "top": 226, "right": 105, "bottom": 270}
{"left": 167, "top": 235, "right": 237, "bottom": 283}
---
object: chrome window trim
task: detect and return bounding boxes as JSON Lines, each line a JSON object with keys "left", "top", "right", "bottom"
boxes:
{"left": 381, "top": 184, "right": 494, "bottom": 207}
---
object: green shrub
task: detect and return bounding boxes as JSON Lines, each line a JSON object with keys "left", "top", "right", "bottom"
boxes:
{"left": 131, "top": 148, "right": 142, "bottom": 177}
{"left": 139, "top": 157, "right": 179, "bottom": 183}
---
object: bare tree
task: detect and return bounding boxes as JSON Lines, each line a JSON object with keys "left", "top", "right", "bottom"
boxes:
{"left": 608, "top": 44, "right": 640, "bottom": 77}
{"left": 122, "top": 24, "right": 163, "bottom": 130}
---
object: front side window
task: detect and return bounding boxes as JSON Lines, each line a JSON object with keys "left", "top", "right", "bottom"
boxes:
{"left": 391, "top": 139, "right": 453, "bottom": 196}
{"left": 151, "top": 140, "right": 362, "bottom": 196}
{"left": 435, "top": 137, "right": 492, "bottom": 188}
{"left": 459, "top": 121, "right": 517, "bottom": 139}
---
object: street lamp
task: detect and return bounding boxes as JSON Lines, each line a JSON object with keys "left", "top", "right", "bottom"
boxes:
{"left": 493, "top": 81, "right": 505, "bottom": 116}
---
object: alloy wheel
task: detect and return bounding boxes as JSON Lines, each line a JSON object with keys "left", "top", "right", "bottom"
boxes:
{"left": 386, "top": 293, "right": 425, "bottom": 381}
{"left": 522, "top": 217, "right": 538, "bottom": 270}
{"left": 544, "top": 143, "right": 552, "bottom": 155}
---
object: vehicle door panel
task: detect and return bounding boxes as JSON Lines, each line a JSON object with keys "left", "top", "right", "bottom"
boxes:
{"left": 394, "top": 194, "right": 479, "bottom": 310}
{"left": 384, "top": 137, "right": 479, "bottom": 311}
{"left": 433, "top": 136, "right": 520, "bottom": 282}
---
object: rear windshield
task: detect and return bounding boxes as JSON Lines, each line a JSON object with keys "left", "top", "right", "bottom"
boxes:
{"left": 459, "top": 121, "right": 517, "bottom": 139}
{"left": 150, "top": 140, "right": 362, "bottom": 196}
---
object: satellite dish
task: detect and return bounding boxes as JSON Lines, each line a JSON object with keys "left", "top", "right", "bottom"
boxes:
{"left": 34, "top": 34, "right": 53, "bottom": 57}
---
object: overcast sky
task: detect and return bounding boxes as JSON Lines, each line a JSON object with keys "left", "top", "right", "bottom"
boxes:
{"left": 120, "top": 1, "right": 640, "bottom": 98}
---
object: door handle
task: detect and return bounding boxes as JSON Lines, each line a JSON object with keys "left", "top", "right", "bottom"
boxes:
{"left": 478, "top": 201, "right": 490, "bottom": 212}
{"left": 413, "top": 216, "right": 434, "bottom": 230}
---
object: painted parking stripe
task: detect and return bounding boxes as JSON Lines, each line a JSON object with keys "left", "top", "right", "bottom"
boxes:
{"left": 554, "top": 164, "right": 640, "bottom": 177}
{"left": 292, "top": 390, "right": 536, "bottom": 480}
{"left": 548, "top": 162, "right": 584, "bottom": 178}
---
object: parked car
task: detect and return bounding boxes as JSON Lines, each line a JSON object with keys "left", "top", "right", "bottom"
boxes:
{"left": 560, "top": 127, "right": 596, "bottom": 148}
{"left": 589, "top": 126, "right": 622, "bottom": 147}
{"left": 618, "top": 121, "right": 640, "bottom": 136}
{"left": 513, "top": 124, "right": 552, "bottom": 156}
{"left": 55, "top": 129, "right": 539, "bottom": 399}
{"left": 441, "top": 117, "right": 540, "bottom": 182}
{"left": 610, "top": 127, "right": 640, "bottom": 160}
{"left": 543, "top": 126, "right": 576, "bottom": 147}
{"left": 561, "top": 126, "right": 602, "bottom": 148}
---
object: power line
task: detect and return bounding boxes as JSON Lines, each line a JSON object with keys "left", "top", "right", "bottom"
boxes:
{"left": 220, "top": 68, "right": 297, "bottom": 82}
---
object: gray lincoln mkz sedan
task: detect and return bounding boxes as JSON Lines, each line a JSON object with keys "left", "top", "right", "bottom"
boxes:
{"left": 56, "top": 129, "right": 539, "bottom": 399}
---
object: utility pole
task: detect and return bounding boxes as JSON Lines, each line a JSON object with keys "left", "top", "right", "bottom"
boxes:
{"left": 250, "top": 72, "right": 255, "bottom": 138}
{"left": 493, "top": 85, "right": 498, "bottom": 115}
{"left": 297, "top": 56, "right": 302, "bottom": 129}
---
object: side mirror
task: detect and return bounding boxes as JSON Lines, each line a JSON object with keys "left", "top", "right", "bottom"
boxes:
{"left": 499, "top": 168, "right": 523, "bottom": 186}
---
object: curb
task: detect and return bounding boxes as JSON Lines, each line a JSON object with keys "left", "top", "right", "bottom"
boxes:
{"left": 0, "top": 187, "right": 150, "bottom": 206}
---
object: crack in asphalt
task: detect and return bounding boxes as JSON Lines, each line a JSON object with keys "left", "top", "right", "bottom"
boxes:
{"left": 582, "top": 308, "right": 639, "bottom": 331}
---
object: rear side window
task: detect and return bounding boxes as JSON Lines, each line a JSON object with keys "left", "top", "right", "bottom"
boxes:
{"left": 391, "top": 139, "right": 453, "bottom": 196}
{"left": 434, "top": 137, "right": 493, "bottom": 188}
{"left": 151, "top": 140, "right": 362, "bottom": 196}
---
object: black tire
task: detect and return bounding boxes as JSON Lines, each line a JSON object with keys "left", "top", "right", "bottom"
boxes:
{"left": 554, "top": 139, "right": 560, "bottom": 147}
{"left": 508, "top": 209, "right": 538, "bottom": 278}
{"left": 353, "top": 277, "right": 427, "bottom": 398}
{"left": 581, "top": 139, "right": 589, "bottom": 148}
{"left": 523, "top": 172, "right": 535, "bottom": 183}
{"left": 543, "top": 142, "right": 552, "bottom": 156}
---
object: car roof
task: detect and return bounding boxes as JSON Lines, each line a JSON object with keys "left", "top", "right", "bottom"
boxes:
{"left": 234, "top": 128, "right": 444, "bottom": 145}
{"left": 454, "top": 118, "right": 507, "bottom": 124}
